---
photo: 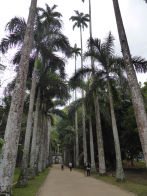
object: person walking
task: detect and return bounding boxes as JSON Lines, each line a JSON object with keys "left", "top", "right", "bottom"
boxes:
{"left": 86, "top": 162, "right": 91, "bottom": 176}
{"left": 61, "top": 163, "right": 64, "bottom": 170}
{"left": 69, "top": 162, "right": 72, "bottom": 171}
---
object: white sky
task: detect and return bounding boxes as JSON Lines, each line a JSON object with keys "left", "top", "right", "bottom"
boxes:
{"left": 0, "top": 0, "right": 147, "bottom": 98}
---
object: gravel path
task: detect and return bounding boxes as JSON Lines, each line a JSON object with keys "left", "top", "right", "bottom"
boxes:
{"left": 37, "top": 164, "right": 135, "bottom": 196}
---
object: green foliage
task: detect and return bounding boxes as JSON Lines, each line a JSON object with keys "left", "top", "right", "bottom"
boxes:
{"left": 70, "top": 10, "right": 89, "bottom": 30}
{"left": 0, "top": 138, "right": 4, "bottom": 153}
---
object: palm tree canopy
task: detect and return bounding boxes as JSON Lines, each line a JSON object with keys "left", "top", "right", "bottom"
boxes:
{"left": 71, "top": 43, "right": 81, "bottom": 57}
{"left": 38, "top": 4, "right": 62, "bottom": 29}
{"left": 69, "top": 10, "right": 89, "bottom": 30}
{"left": 0, "top": 4, "right": 72, "bottom": 58}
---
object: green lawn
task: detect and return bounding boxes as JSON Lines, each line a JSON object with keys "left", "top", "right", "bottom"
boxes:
{"left": 74, "top": 168, "right": 147, "bottom": 196}
{"left": 12, "top": 168, "right": 49, "bottom": 196}
{"left": 92, "top": 174, "right": 147, "bottom": 196}
{"left": 13, "top": 168, "right": 21, "bottom": 184}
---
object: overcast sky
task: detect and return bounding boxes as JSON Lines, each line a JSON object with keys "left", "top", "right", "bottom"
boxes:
{"left": 0, "top": 0, "right": 147, "bottom": 97}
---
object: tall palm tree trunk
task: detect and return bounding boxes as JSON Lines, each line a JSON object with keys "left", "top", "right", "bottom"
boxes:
{"left": 93, "top": 95, "right": 106, "bottom": 174}
{"left": 29, "top": 89, "right": 40, "bottom": 179}
{"left": 112, "top": 0, "right": 147, "bottom": 164}
{"left": 89, "top": 112, "right": 96, "bottom": 172}
{"left": 43, "top": 116, "right": 48, "bottom": 169}
{"left": 88, "top": 0, "right": 92, "bottom": 38}
{"left": 108, "top": 80, "right": 125, "bottom": 180}
{"left": 0, "top": 0, "right": 37, "bottom": 194}
{"left": 80, "top": 25, "right": 87, "bottom": 163}
{"left": 75, "top": 54, "right": 79, "bottom": 167}
{"left": 35, "top": 111, "right": 42, "bottom": 175}
{"left": 38, "top": 113, "right": 44, "bottom": 173}
{"left": 88, "top": 0, "right": 106, "bottom": 174}
{"left": 41, "top": 115, "right": 46, "bottom": 171}
{"left": 17, "top": 59, "right": 38, "bottom": 187}
{"left": 75, "top": 110, "right": 79, "bottom": 167}
{"left": 46, "top": 119, "right": 51, "bottom": 166}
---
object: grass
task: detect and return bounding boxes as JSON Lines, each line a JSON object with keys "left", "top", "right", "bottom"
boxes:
{"left": 12, "top": 168, "right": 49, "bottom": 196}
{"left": 13, "top": 168, "right": 21, "bottom": 184}
{"left": 92, "top": 174, "right": 147, "bottom": 196}
{"left": 74, "top": 168, "right": 147, "bottom": 196}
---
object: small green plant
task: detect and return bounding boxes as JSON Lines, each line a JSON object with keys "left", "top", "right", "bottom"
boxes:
{"left": 0, "top": 138, "right": 4, "bottom": 153}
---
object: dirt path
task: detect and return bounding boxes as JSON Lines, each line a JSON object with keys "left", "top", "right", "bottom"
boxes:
{"left": 37, "top": 165, "right": 135, "bottom": 196}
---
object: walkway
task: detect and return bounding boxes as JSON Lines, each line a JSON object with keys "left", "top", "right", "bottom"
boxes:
{"left": 37, "top": 165, "right": 134, "bottom": 196}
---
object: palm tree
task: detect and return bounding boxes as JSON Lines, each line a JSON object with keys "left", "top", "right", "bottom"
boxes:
{"left": 0, "top": 0, "right": 37, "bottom": 195}
{"left": 86, "top": 33, "right": 125, "bottom": 180}
{"left": 36, "top": 71, "right": 70, "bottom": 172}
{"left": 29, "top": 88, "right": 40, "bottom": 179}
{"left": 112, "top": 0, "right": 147, "bottom": 165}
{"left": 71, "top": 44, "right": 81, "bottom": 167}
{"left": 17, "top": 4, "right": 71, "bottom": 186}
{"left": 0, "top": 4, "right": 71, "bottom": 187}
{"left": 70, "top": 10, "right": 89, "bottom": 164}
{"left": 85, "top": 80, "right": 96, "bottom": 172}
{"left": 82, "top": 0, "right": 106, "bottom": 175}
{"left": 89, "top": 108, "right": 96, "bottom": 172}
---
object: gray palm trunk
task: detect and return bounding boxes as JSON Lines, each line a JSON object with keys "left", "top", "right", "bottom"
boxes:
{"left": 112, "top": 0, "right": 147, "bottom": 164}
{"left": 93, "top": 95, "right": 106, "bottom": 174}
{"left": 75, "top": 110, "right": 79, "bottom": 167}
{"left": 89, "top": 112, "right": 96, "bottom": 172}
{"left": 46, "top": 118, "right": 51, "bottom": 166}
{"left": 0, "top": 0, "right": 37, "bottom": 194}
{"left": 108, "top": 80, "right": 125, "bottom": 180}
{"left": 29, "top": 89, "right": 40, "bottom": 179}
{"left": 43, "top": 116, "right": 48, "bottom": 170}
{"left": 45, "top": 117, "right": 49, "bottom": 167}
{"left": 17, "top": 63, "right": 38, "bottom": 187}
{"left": 88, "top": 0, "right": 106, "bottom": 174}
{"left": 80, "top": 25, "right": 87, "bottom": 163}
{"left": 75, "top": 54, "right": 79, "bottom": 167}
{"left": 38, "top": 113, "right": 45, "bottom": 173}
{"left": 35, "top": 111, "right": 42, "bottom": 175}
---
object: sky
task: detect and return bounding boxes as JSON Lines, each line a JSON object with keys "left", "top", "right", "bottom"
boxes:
{"left": 0, "top": 0, "right": 147, "bottom": 99}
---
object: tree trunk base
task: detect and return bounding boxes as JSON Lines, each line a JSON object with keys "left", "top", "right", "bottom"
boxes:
{"left": 0, "top": 188, "right": 12, "bottom": 196}
{"left": 15, "top": 169, "right": 28, "bottom": 188}
{"left": 91, "top": 167, "right": 96, "bottom": 173}
{"left": 28, "top": 168, "right": 35, "bottom": 179}
{"left": 99, "top": 172, "right": 107, "bottom": 176}
{"left": 0, "top": 193, "right": 11, "bottom": 196}
{"left": 116, "top": 168, "right": 125, "bottom": 181}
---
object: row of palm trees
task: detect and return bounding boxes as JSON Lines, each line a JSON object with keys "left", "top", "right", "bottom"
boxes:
{"left": 0, "top": 2, "right": 71, "bottom": 195}
{"left": 0, "top": 0, "right": 147, "bottom": 195}
{"left": 69, "top": 0, "right": 147, "bottom": 181}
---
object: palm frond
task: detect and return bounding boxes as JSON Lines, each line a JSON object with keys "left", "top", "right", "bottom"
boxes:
{"left": 49, "top": 109, "right": 66, "bottom": 119}
{"left": 132, "top": 56, "right": 147, "bottom": 73}
{"left": 103, "top": 32, "right": 114, "bottom": 56}
{"left": 69, "top": 67, "right": 92, "bottom": 89}
{"left": 68, "top": 98, "right": 83, "bottom": 117}
{"left": 5, "top": 17, "right": 26, "bottom": 33}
